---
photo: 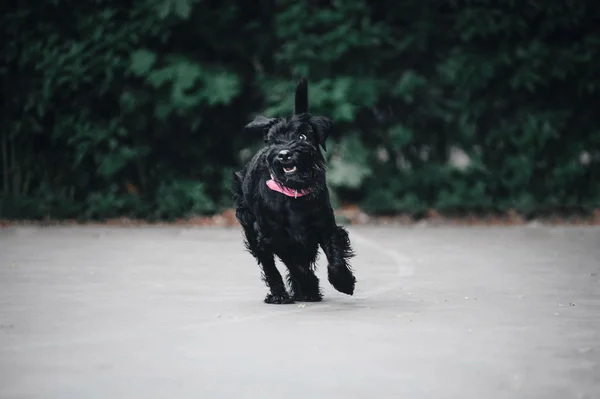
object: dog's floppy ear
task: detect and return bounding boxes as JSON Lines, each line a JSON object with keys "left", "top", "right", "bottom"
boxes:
{"left": 294, "top": 77, "right": 309, "bottom": 114}
{"left": 310, "top": 116, "right": 332, "bottom": 152}
{"left": 244, "top": 115, "right": 277, "bottom": 133}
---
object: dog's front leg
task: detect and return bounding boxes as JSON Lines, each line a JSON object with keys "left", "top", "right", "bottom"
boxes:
{"left": 245, "top": 223, "right": 294, "bottom": 304}
{"left": 258, "top": 250, "right": 294, "bottom": 304}
{"left": 320, "top": 225, "right": 356, "bottom": 295}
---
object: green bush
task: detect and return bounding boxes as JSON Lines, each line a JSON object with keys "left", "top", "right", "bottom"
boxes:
{"left": 2, "top": 0, "right": 599, "bottom": 220}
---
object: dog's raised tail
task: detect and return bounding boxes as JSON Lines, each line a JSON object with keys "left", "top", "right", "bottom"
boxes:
{"left": 294, "top": 77, "right": 308, "bottom": 114}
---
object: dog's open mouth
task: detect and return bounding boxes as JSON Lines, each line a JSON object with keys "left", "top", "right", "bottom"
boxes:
{"left": 283, "top": 166, "right": 297, "bottom": 174}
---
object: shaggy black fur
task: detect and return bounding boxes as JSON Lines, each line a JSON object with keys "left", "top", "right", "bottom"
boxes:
{"left": 232, "top": 77, "right": 356, "bottom": 304}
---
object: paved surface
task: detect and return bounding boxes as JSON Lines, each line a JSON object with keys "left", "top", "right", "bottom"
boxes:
{"left": 0, "top": 225, "right": 599, "bottom": 399}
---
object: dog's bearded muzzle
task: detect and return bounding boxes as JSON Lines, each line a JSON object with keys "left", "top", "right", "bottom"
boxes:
{"left": 266, "top": 141, "right": 325, "bottom": 190}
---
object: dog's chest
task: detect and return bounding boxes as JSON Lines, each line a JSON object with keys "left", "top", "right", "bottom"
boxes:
{"left": 262, "top": 198, "right": 319, "bottom": 243}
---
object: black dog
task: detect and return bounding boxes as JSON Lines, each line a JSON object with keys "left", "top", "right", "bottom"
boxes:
{"left": 232, "top": 77, "right": 356, "bottom": 304}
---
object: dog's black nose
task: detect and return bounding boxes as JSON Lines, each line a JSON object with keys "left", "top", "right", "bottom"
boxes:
{"left": 277, "top": 150, "right": 291, "bottom": 161}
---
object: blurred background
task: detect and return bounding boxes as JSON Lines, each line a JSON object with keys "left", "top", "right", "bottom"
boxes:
{"left": 1, "top": 0, "right": 599, "bottom": 224}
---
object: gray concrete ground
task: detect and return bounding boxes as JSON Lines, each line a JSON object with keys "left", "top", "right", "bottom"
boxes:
{"left": 0, "top": 225, "right": 599, "bottom": 399}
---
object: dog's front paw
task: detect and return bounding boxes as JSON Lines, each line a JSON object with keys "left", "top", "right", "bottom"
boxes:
{"left": 291, "top": 293, "right": 323, "bottom": 302}
{"left": 264, "top": 293, "right": 295, "bottom": 304}
{"left": 328, "top": 267, "right": 356, "bottom": 296}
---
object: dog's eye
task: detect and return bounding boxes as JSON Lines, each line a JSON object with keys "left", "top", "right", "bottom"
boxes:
{"left": 299, "top": 134, "right": 307, "bottom": 140}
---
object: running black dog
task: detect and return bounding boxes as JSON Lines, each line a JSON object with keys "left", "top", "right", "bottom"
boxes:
{"left": 232, "top": 77, "right": 356, "bottom": 304}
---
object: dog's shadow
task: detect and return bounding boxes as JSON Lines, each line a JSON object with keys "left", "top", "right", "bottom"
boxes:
{"left": 295, "top": 294, "right": 429, "bottom": 318}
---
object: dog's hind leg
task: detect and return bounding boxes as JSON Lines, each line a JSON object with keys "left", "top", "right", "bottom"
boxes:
{"left": 279, "top": 252, "right": 322, "bottom": 302}
{"left": 320, "top": 225, "right": 356, "bottom": 295}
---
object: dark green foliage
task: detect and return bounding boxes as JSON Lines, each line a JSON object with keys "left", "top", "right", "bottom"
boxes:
{"left": 2, "top": 0, "right": 599, "bottom": 220}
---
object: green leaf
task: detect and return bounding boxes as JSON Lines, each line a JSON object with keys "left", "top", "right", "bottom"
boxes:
{"left": 389, "top": 125, "right": 414, "bottom": 150}
{"left": 129, "top": 49, "right": 157, "bottom": 77}
{"left": 327, "top": 133, "right": 372, "bottom": 189}
{"left": 174, "top": 0, "right": 192, "bottom": 19}
{"left": 97, "top": 147, "right": 137, "bottom": 179}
